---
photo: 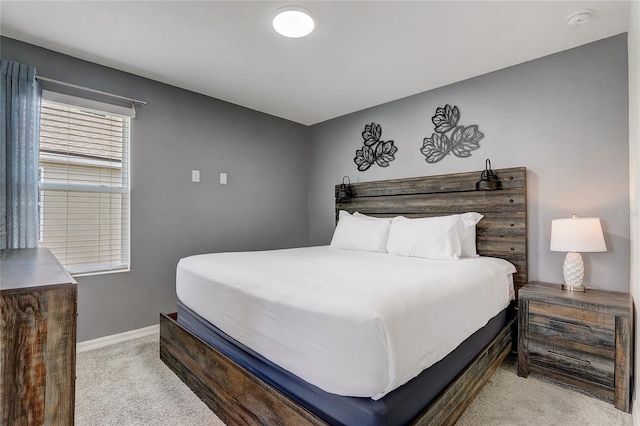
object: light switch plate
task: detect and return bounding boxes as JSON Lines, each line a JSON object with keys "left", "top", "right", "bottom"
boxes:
{"left": 192, "top": 170, "right": 200, "bottom": 182}
{"left": 220, "top": 172, "right": 228, "bottom": 185}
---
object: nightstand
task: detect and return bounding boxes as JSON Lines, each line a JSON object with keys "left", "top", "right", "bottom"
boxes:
{"left": 517, "top": 281, "right": 632, "bottom": 412}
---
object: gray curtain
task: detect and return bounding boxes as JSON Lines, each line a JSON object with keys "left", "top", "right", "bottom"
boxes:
{"left": 1, "top": 60, "right": 41, "bottom": 249}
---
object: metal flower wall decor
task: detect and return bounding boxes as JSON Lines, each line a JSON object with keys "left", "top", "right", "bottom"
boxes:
{"left": 420, "top": 105, "right": 484, "bottom": 163}
{"left": 354, "top": 122, "right": 398, "bottom": 171}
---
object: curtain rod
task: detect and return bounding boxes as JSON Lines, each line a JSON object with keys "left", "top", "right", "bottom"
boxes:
{"left": 36, "top": 75, "right": 147, "bottom": 105}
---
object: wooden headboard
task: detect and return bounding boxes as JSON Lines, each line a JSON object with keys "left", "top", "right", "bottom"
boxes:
{"left": 335, "top": 167, "right": 527, "bottom": 292}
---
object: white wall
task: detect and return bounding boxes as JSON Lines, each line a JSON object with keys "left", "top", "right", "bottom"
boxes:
{"left": 628, "top": 0, "right": 640, "bottom": 420}
{"left": 309, "top": 35, "right": 630, "bottom": 293}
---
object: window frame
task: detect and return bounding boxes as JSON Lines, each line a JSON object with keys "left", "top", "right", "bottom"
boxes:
{"left": 38, "top": 92, "right": 132, "bottom": 276}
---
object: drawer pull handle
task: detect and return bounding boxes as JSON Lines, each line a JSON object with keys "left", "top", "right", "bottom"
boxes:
{"left": 549, "top": 319, "right": 591, "bottom": 330}
{"left": 547, "top": 350, "right": 591, "bottom": 366}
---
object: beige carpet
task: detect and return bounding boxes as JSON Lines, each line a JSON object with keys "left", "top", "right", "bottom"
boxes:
{"left": 75, "top": 334, "right": 223, "bottom": 426}
{"left": 76, "top": 333, "right": 632, "bottom": 425}
{"left": 457, "top": 355, "right": 632, "bottom": 426}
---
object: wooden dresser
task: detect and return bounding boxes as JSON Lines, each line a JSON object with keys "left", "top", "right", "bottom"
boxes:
{"left": 1, "top": 248, "right": 78, "bottom": 425}
{"left": 517, "top": 281, "right": 632, "bottom": 412}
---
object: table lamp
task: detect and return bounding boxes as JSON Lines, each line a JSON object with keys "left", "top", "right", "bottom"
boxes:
{"left": 550, "top": 214, "right": 607, "bottom": 292}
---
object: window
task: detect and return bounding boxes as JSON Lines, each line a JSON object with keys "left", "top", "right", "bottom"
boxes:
{"left": 38, "top": 166, "right": 44, "bottom": 243}
{"left": 38, "top": 91, "right": 131, "bottom": 275}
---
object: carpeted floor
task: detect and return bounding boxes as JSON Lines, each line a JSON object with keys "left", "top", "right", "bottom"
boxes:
{"left": 457, "top": 356, "right": 632, "bottom": 426}
{"left": 76, "top": 334, "right": 222, "bottom": 426}
{"left": 76, "top": 333, "right": 633, "bottom": 425}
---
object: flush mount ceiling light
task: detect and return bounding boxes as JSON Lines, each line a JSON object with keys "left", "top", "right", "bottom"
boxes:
{"left": 272, "top": 7, "right": 315, "bottom": 38}
{"left": 567, "top": 9, "right": 593, "bottom": 27}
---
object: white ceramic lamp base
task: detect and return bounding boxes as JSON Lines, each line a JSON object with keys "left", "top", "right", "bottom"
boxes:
{"left": 562, "top": 252, "right": 586, "bottom": 292}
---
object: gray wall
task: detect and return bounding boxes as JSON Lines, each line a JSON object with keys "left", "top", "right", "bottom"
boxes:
{"left": 2, "top": 32, "right": 631, "bottom": 341}
{"left": 309, "top": 34, "right": 630, "bottom": 293}
{"left": 1, "top": 37, "right": 310, "bottom": 342}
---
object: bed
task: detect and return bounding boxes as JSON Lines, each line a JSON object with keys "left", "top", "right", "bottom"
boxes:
{"left": 160, "top": 166, "right": 528, "bottom": 426}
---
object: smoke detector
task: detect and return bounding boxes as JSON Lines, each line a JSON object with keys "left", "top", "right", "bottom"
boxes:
{"left": 567, "top": 9, "right": 592, "bottom": 27}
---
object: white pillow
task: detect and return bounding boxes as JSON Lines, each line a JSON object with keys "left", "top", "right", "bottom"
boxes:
{"left": 457, "top": 212, "right": 484, "bottom": 257}
{"left": 330, "top": 210, "right": 391, "bottom": 253}
{"left": 353, "top": 211, "right": 392, "bottom": 223}
{"left": 386, "top": 215, "right": 464, "bottom": 260}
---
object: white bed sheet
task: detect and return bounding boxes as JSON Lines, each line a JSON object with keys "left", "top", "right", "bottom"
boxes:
{"left": 176, "top": 246, "right": 515, "bottom": 400}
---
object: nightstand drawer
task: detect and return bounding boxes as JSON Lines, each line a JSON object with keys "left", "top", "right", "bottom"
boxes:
{"left": 528, "top": 338, "right": 615, "bottom": 387}
{"left": 528, "top": 301, "right": 615, "bottom": 350}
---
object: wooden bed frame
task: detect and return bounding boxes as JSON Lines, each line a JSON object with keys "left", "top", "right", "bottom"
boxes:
{"left": 160, "top": 166, "right": 527, "bottom": 426}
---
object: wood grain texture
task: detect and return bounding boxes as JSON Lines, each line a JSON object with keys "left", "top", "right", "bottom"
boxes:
{"left": 527, "top": 339, "right": 614, "bottom": 385}
{"left": 158, "top": 169, "right": 527, "bottom": 425}
{"left": 160, "top": 313, "right": 514, "bottom": 426}
{"left": 336, "top": 167, "right": 528, "bottom": 291}
{"left": 528, "top": 317, "right": 614, "bottom": 355}
{"left": 412, "top": 318, "right": 514, "bottom": 426}
{"left": 0, "top": 248, "right": 77, "bottom": 292}
{"left": 160, "top": 313, "right": 326, "bottom": 426}
{"left": 335, "top": 167, "right": 526, "bottom": 197}
{"left": 0, "top": 249, "right": 77, "bottom": 426}
{"left": 527, "top": 363, "right": 615, "bottom": 401}
{"left": 44, "top": 286, "right": 77, "bottom": 424}
{"left": 518, "top": 282, "right": 630, "bottom": 318}
{"left": 517, "top": 281, "right": 631, "bottom": 412}
{"left": 1, "top": 291, "right": 46, "bottom": 425}
{"left": 614, "top": 315, "right": 632, "bottom": 412}
{"left": 337, "top": 190, "right": 525, "bottom": 214}
{"left": 517, "top": 299, "right": 530, "bottom": 377}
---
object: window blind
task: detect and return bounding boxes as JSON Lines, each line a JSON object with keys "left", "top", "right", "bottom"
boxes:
{"left": 39, "top": 95, "right": 131, "bottom": 275}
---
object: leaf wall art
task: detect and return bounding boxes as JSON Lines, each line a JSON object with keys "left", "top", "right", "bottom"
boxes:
{"left": 420, "top": 105, "right": 484, "bottom": 163}
{"left": 354, "top": 122, "right": 398, "bottom": 171}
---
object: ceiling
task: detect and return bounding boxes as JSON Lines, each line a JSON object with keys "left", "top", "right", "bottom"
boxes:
{"left": 0, "top": 1, "right": 631, "bottom": 125}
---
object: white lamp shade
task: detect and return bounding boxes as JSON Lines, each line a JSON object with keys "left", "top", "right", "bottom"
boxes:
{"left": 550, "top": 216, "right": 607, "bottom": 253}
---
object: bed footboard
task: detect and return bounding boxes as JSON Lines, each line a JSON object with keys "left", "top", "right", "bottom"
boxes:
{"left": 412, "top": 317, "right": 514, "bottom": 425}
{"left": 160, "top": 312, "right": 514, "bottom": 426}
{"left": 159, "top": 312, "right": 326, "bottom": 426}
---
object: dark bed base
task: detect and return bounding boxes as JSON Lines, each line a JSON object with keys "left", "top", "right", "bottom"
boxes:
{"left": 160, "top": 312, "right": 514, "bottom": 426}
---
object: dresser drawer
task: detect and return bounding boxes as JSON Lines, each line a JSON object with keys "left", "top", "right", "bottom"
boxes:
{"left": 527, "top": 300, "right": 615, "bottom": 388}
{"left": 528, "top": 301, "right": 615, "bottom": 349}
{"left": 527, "top": 338, "right": 615, "bottom": 388}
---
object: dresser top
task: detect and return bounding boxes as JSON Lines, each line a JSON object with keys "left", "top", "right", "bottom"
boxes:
{"left": 519, "top": 281, "right": 630, "bottom": 317}
{"left": 1, "top": 248, "right": 76, "bottom": 293}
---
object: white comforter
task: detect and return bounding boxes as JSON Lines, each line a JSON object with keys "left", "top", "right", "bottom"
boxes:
{"left": 176, "top": 246, "right": 515, "bottom": 400}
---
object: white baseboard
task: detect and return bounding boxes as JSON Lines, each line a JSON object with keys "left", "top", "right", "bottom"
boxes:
{"left": 77, "top": 324, "right": 159, "bottom": 353}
